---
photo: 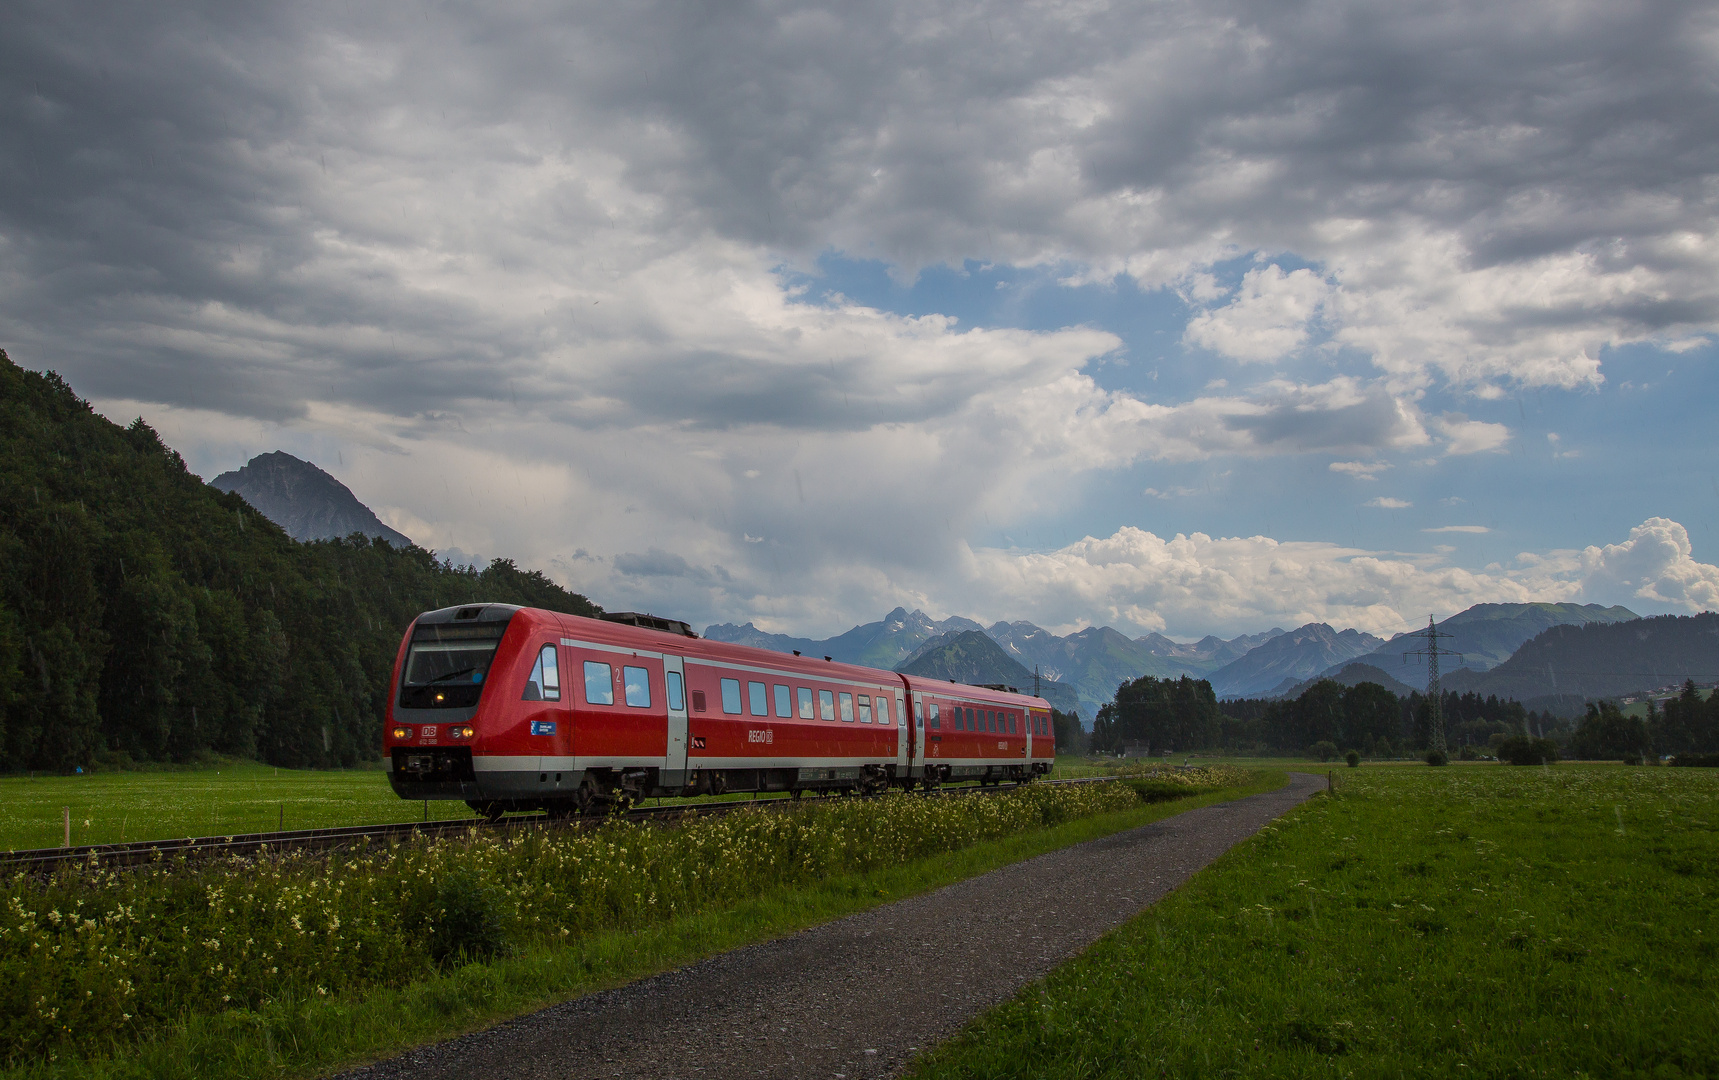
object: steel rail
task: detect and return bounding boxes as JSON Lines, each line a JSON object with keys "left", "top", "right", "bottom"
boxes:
{"left": 0, "top": 775, "right": 1118, "bottom": 875}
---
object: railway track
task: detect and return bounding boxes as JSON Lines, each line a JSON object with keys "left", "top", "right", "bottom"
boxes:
{"left": 0, "top": 776, "right": 1115, "bottom": 875}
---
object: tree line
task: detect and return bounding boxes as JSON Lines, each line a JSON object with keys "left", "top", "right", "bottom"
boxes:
{"left": 0, "top": 352, "right": 600, "bottom": 773}
{"left": 1090, "top": 671, "right": 1719, "bottom": 762}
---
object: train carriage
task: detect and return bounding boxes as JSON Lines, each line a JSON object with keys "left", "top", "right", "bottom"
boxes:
{"left": 387, "top": 604, "right": 1054, "bottom": 815}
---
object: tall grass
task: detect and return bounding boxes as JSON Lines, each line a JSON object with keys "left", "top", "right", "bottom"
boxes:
{"left": 1, "top": 781, "right": 1150, "bottom": 1063}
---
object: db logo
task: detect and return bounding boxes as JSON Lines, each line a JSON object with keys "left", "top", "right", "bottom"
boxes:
{"left": 421, "top": 725, "right": 437, "bottom": 738}
{"left": 747, "top": 729, "right": 774, "bottom": 744}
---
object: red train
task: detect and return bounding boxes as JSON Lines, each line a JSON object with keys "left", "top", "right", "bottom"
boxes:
{"left": 386, "top": 605, "right": 1056, "bottom": 815}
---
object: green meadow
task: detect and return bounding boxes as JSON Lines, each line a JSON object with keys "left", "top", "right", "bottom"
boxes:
{"left": 910, "top": 764, "right": 1719, "bottom": 1079}
{"left": 0, "top": 762, "right": 476, "bottom": 851}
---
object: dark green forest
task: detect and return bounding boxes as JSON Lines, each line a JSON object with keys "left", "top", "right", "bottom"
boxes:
{"left": 0, "top": 351, "right": 599, "bottom": 772}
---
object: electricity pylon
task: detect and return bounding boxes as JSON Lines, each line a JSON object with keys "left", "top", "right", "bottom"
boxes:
{"left": 1402, "top": 615, "right": 1463, "bottom": 755}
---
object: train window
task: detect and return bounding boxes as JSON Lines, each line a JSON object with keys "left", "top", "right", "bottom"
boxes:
{"left": 667, "top": 671, "right": 685, "bottom": 712}
{"left": 877, "top": 697, "right": 890, "bottom": 726}
{"left": 914, "top": 700, "right": 923, "bottom": 729}
{"left": 819, "top": 689, "right": 835, "bottom": 720}
{"left": 523, "top": 644, "right": 560, "bottom": 701}
{"left": 624, "top": 666, "right": 651, "bottom": 708}
{"left": 691, "top": 689, "right": 707, "bottom": 713}
{"left": 839, "top": 692, "right": 854, "bottom": 722}
{"left": 953, "top": 707, "right": 964, "bottom": 732}
{"left": 583, "top": 661, "right": 614, "bottom": 706}
{"left": 775, "top": 684, "right": 792, "bottom": 718}
{"left": 1010, "top": 713, "right": 1017, "bottom": 734}
{"left": 721, "top": 678, "right": 743, "bottom": 714}
{"left": 986, "top": 710, "right": 995, "bottom": 732}
{"left": 929, "top": 703, "right": 940, "bottom": 729}
{"left": 858, "top": 695, "right": 872, "bottom": 723}
{"left": 748, "top": 681, "right": 768, "bottom": 716}
{"left": 400, "top": 621, "right": 506, "bottom": 708}
{"left": 799, "top": 687, "right": 815, "bottom": 719}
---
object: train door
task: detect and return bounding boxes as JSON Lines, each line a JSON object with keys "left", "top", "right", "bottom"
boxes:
{"left": 912, "top": 692, "right": 931, "bottom": 769}
{"left": 663, "top": 655, "right": 689, "bottom": 784}
{"left": 895, "top": 689, "right": 909, "bottom": 773}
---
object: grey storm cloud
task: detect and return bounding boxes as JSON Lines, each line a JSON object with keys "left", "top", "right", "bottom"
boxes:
{"left": 4, "top": 0, "right": 1717, "bottom": 422}
{"left": 1224, "top": 385, "right": 1420, "bottom": 453}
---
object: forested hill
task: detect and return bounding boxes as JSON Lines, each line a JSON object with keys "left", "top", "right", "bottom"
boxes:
{"left": 0, "top": 351, "right": 599, "bottom": 772}
{"left": 1441, "top": 612, "right": 1719, "bottom": 712}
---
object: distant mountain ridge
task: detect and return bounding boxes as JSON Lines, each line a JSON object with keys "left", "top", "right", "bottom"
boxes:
{"left": 705, "top": 601, "right": 1675, "bottom": 722}
{"left": 1281, "top": 662, "right": 1420, "bottom": 700}
{"left": 1438, "top": 612, "right": 1719, "bottom": 714}
{"left": 1331, "top": 603, "right": 1638, "bottom": 686}
{"left": 704, "top": 607, "right": 984, "bottom": 671}
{"left": 894, "top": 630, "right": 1083, "bottom": 717}
{"left": 1206, "top": 623, "right": 1387, "bottom": 699}
{"left": 705, "top": 609, "right": 1280, "bottom": 719}
{"left": 212, "top": 451, "right": 411, "bottom": 547}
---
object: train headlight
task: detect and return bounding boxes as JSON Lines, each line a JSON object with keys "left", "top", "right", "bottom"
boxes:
{"left": 452, "top": 726, "right": 475, "bottom": 739}
{"left": 392, "top": 726, "right": 412, "bottom": 740}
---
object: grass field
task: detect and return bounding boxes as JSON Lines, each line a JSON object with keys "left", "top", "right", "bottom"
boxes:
{"left": 6, "top": 760, "right": 1155, "bottom": 852}
{"left": 908, "top": 763, "right": 1719, "bottom": 1079}
{"left": 0, "top": 762, "right": 475, "bottom": 851}
{"left": 0, "top": 768, "right": 1278, "bottom": 1079}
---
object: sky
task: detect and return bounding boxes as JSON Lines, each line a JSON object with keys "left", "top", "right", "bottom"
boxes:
{"left": 4, "top": 0, "right": 1719, "bottom": 642}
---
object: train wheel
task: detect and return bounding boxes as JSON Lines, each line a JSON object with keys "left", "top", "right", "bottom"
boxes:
{"left": 573, "top": 780, "right": 600, "bottom": 815}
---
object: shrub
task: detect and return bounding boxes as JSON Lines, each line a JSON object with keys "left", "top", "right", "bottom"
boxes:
{"left": 1458, "top": 745, "right": 1480, "bottom": 761}
{"left": 428, "top": 869, "right": 512, "bottom": 965}
{"left": 1669, "top": 753, "right": 1719, "bottom": 767}
{"left": 1312, "top": 741, "right": 1338, "bottom": 762}
{"left": 1493, "top": 737, "right": 1561, "bottom": 766}
{"left": 1345, "top": 750, "right": 1361, "bottom": 768}
{"left": 1425, "top": 748, "right": 1449, "bottom": 767}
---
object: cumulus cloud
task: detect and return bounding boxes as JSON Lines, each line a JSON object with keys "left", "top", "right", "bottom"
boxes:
{"left": 1576, "top": 518, "right": 1719, "bottom": 611}
{"left": 1183, "top": 264, "right": 1330, "bottom": 361}
{"left": 1433, "top": 413, "right": 1512, "bottom": 455}
{"left": 1366, "top": 497, "right": 1412, "bottom": 509}
{"left": 959, "top": 518, "right": 1719, "bottom": 639}
{"left": 1330, "top": 460, "right": 1391, "bottom": 481}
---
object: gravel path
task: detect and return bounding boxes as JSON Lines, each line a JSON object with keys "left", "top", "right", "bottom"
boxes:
{"left": 336, "top": 773, "right": 1324, "bottom": 1080}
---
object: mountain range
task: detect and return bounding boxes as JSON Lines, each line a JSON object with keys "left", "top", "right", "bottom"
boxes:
{"left": 1337, "top": 603, "right": 1638, "bottom": 685}
{"left": 212, "top": 451, "right": 412, "bottom": 548}
{"left": 709, "top": 600, "right": 1674, "bottom": 721}
{"left": 1203, "top": 623, "right": 1387, "bottom": 698}
{"left": 705, "top": 608, "right": 1288, "bottom": 718}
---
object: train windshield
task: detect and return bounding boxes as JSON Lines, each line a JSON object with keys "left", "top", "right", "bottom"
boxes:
{"left": 399, "top": 620, "right": 509, "bottom": 708}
